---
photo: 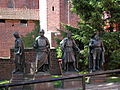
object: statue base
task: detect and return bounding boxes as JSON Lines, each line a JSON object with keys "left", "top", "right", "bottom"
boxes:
{"left": 10, "top": 73, "right": 25, "bottom": 90}
{"left": 89, "top": 74, "right": 107, "bottom": 83}
{"left": 10, "top": 73, "right": 34, "bottom": 90}
{"left": 62, "top": 72, "right": 82, "bottom": 89}
{"left": 34, "top": 72, "right": 54, "bottom": 90}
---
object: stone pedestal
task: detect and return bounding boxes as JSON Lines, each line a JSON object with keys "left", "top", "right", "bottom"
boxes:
{"left": 10, "top": 73, "right": 34, "bottom": 90}
{"left": 34, "top": 72, "right": 54, "bottom": 90}
{"left": 10, "top": 73, "right": 25, "bottom": 90}
{"left": 89, "top": 74, "right": 107, "bottom": 83}
{"left": 24, "top": 73, "right": 34, "bottom": 90}
{"left": 62, "top": 72, "right": 82, "bottom": 89}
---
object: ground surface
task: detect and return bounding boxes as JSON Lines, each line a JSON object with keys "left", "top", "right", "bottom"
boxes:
{"left": 56, "top": 82, "right": 120, "bottom": 90}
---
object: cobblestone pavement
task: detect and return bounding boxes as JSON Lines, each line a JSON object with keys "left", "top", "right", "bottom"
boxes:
{"left": 56, "top": 82, "right": 120, "bottom": 90}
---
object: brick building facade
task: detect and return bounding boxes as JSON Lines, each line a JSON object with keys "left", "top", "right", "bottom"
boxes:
{"left": 0, "top": 0, "right": 39, "bottom": 57}
{"left": 0, "top": 48, "right": 60, "bottom": 80}
{"left": 0, "top": 0, "right": 119, "bottom": 80}
{"left": 0, "top": 0, "right": 79, "bottom": 57}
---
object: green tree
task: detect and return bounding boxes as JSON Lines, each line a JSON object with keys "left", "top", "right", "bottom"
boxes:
{"left": 57, "top": 0, "right": 120, "bottom": 70}
{"left": 22, "top": 21, "right": 40, "bottom": 48}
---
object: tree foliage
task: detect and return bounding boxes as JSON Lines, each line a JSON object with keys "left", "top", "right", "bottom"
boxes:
{"left": 22, "top": 21, "right": 40, "bottom": 48}
{"left": 58, "top": 0, "right": 120, "bottom": 70}
{"left": 71, "top": 0, "right": 120, "bottom": 24}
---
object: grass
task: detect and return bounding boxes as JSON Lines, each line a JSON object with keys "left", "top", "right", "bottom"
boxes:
{"left": 0, "top": 80, "right": 9, "bottom": 84}
{"left": 106, "top": 76, "right": 120, "bottom": 83}
{"left": 0, "top": 80, "right": 10, "bottom": 90}
{"left": 79, "top": 71, "right": 88, "bottom": 74}
{"left": 52, "top": 75, "right": 63, "bottom": 88}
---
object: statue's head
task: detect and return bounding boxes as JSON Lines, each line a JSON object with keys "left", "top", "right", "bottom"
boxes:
{"left": 39, "top": 29, "right": 45, "bottom": 36}
{"left": 94, "top": 32, "right": 100, "bottom": 40}
{"left": 67, "top": 31, "right": 72, "bottom": 38}
{"left": 13, "top": 32, "right": 20, "bottom": 38}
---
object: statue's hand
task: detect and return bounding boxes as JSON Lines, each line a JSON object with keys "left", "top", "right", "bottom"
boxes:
{"left": 15, "top": 52, "right": 20, "bottom": 55}
{"left": 77, "top": 48, "right": 80, "bottom": 53}
{"left": 102, "top": 48, "right": 105, "bottom": 52}
{"left": 47, "top": 48, "right": 50, "bottom": 53}
{"left": 13, "top": 58, "right": 15, "bottom": 62}
{"left": 33, "top": 41, "right": 38, "bottom": 49}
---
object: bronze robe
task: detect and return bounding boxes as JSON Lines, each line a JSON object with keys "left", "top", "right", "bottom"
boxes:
{"left": 89, "top": 38, "right": 105, "bottom": 71}
{"left": 14, "top": 37, "right": 25, "bottom": 73}
{"left": 33, "top": 36, "right": 50, "bottom": 72}
{"left": 60, "top": 38, "right": 80, "bottom": 71}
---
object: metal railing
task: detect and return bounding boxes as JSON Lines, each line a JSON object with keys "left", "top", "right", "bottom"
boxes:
{"left": 0, "top": 69, "right": 120, "bottom": 90}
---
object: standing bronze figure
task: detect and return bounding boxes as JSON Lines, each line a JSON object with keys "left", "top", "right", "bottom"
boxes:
{"left": 89, "top": 32, "right": 105, "bottom": 72}
{"left": 33, "top": 29, "right": 50, "bottom": 73}
{"left": 60, "top": 32, "right": 80, "bottom": 72}
{"left": 13, "top": 32, "right": 25, "bottom": 73}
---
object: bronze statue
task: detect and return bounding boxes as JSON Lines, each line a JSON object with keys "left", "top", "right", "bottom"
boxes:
{"left": 89, "top": 32, "right": 105, "bottom": 72}
{"left": 33, "top": 29, "right": 50, "bottom": 73}
{"left": 13, "top": 32, "right": 25, "bottom": 73}
{"left": 60, "top": 31, "right": 80, "bottom": 72}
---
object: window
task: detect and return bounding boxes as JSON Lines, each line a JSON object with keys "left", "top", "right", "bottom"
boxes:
{"left": 52, "top": 6, "right": 54, "bottom": 11}
{"left": 7, "top": 0, "right": 15, "bottom": 8}
{"left": 20, "top": 20, "right": 28, "bottom": 26}
{"left": 0, "top": 19, "right": 5, "bottom": 23}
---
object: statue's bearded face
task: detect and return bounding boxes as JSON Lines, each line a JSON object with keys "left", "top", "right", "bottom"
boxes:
{"left": 13, "top": 32, "right": 20, "bottom": 38}
{"left": 40, "top": 32, "right": 44, "bottom": 37}
{"left": 67, "top": 33, "right": 72, "bottom": 38}
{"left": 95, "top": 35, "right": 100, "bottom": 40}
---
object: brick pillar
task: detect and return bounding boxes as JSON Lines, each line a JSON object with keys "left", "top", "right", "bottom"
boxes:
{"left": 50, "top": 49, "right": 61, "bottom": 75}
{"left": 62, "top": 72, "right": 82, "bottom": 89}
{"left": 10, "top": 73, "right": 25, "bottom": 90}
{"left": 34, "top": 72, "right": 54, "bottom": 90}
{"left": 10, "top": 73, "right": 35, "bottom": 90}
{"left": 89, "top": 74, "right": 107, "bottom": 83}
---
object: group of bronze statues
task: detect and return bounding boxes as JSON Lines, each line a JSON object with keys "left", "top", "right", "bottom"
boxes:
{"left": 13, "top": 30, "right": 105, "bottom": 74}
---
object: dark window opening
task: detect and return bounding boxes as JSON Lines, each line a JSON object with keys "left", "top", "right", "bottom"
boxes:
{"left": 0, "top": 19, "right": 5, "bottom": 23}
{"left": 52, "top": 6, "right": 54, "bottom": 11}
{"left": 12, "top": 24, "right": 14, "bottom": 26}
{"left": 7, "top": 0, "right": 15, "bottom": 8}
{"left": 20, "top": 20, "right": 28, "bottom": 26}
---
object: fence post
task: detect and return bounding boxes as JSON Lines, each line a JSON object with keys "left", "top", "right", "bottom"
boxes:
{"left": 5, "top": 86, "right": 9, "bottom": 90}
{"left": 82, "top": 76, "right": 86, "bottom": 90}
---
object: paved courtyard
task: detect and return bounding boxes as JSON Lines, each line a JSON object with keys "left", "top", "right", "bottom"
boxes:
{"left": 57, "top": 82, "right": 120, "bottom": 90}
{"left": 86, "top": 82, "right": 120, "bottom": 90}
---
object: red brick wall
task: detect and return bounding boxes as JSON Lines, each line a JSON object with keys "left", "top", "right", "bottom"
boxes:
{"left": 47, "top": 0, "right": 60, "bottom": 32}
{"left": 0, "top": 58, "right": 14, "bottom": 80}
{"left": 60, "top": 0, "right": 79, "bottom": 29}
{"left": 0, "top": 0, "right": 7, "bottom": 8}
{"left": 47, "top": 0, "right": 79, "bottom": 31}
{"left": 0, "top": 0, "right": 80, "bottom": 57}
{"left": 0, "top": 0, "right": 39, "bottom": 9}
{"left": 14, "top": 0, "right": 39, "bottom": 9}
{"left": 60, "top": 0, "right": 68, "bottom": 29}
{"left": 47, "top": 0, "right": 79, "bottom": 47}
{"left": 0, "top": 48, "right": 60, "bottom": 80}
{"left": 0, "top": 20, "right": 35, "bottom": 57}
